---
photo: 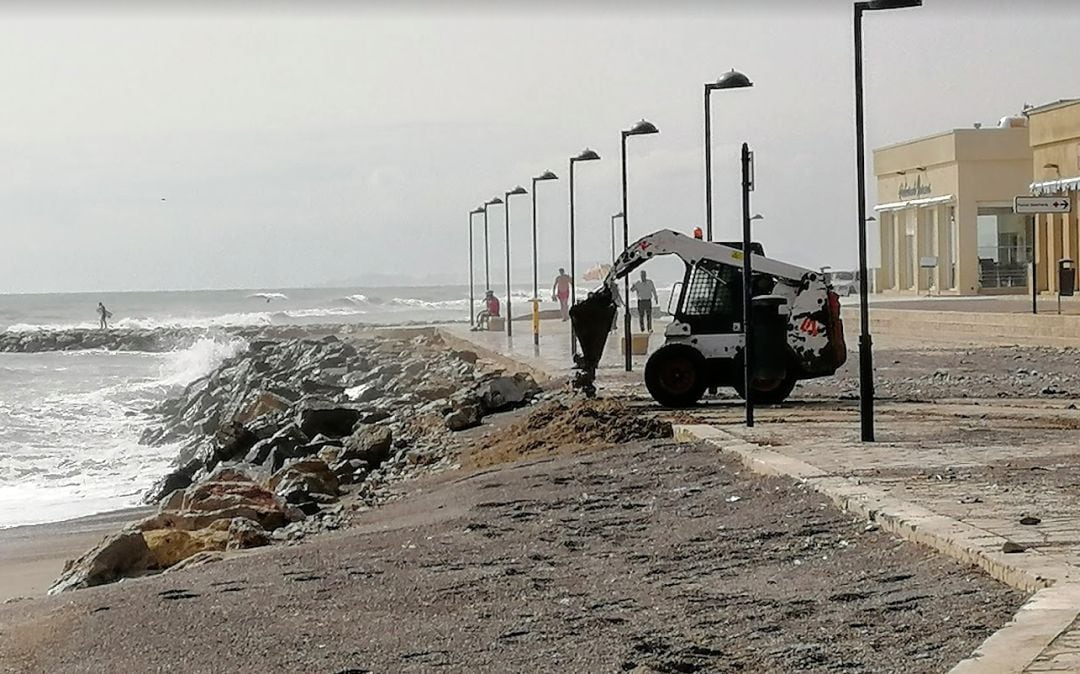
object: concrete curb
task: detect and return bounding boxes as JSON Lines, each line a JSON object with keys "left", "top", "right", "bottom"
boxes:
{"left": 674, "top": 424, "right": 1080, "bottom": 674}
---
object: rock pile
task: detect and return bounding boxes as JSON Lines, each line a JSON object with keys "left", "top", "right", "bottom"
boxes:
{"left": 50, "top": 330, "right": 543, "bottom": 592}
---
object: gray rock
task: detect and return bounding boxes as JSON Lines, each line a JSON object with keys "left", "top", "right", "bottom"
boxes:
{"left": 343, "top": 425, "right": 393, "bottom": 465}
{"left": 445, "top": 404, "right": 482, "bottom": 431}
{"left": 477, "top": 373, "right": 540, "bottom": 413}
{"left": 226, "top": 517, "right": 271, "bottom": 551}
{"left": 295, "top": 400, "right": 364, "bottom": 438}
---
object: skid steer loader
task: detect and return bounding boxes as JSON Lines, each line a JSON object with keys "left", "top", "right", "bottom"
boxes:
{"left": 570, "top": 229, "right": 846, "bottom": 407}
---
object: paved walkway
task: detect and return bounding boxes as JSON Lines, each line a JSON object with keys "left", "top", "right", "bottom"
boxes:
{"left": 445, "top": 325, "right": 1080, "bottom": 674}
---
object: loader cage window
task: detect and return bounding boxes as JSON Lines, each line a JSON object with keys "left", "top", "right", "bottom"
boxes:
{"left": 675, "top": 259, "right": 777, "bottom": 335}
{"left": 680, "top": 261, "right": 738, "bottom": 317}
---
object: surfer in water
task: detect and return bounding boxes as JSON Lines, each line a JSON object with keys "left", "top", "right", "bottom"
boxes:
{"left": 97, "top": 302, "right": 112, "bottom": 329}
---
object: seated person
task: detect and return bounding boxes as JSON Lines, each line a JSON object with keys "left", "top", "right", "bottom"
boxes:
{"left": 473, "top": 290, "right": 501, "bottom": 330}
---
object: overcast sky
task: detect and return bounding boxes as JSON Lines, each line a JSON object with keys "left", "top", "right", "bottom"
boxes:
{"left": 1, "top": 1, "right": 1077, "bottom": 293}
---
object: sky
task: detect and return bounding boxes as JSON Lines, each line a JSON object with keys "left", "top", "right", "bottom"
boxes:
{"left": 0, "top": 1, "right": 1077, "bottom": 293}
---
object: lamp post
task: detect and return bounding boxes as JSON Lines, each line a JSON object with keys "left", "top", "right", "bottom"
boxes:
{"left": 482, "top": 197, "right": 503, "bottom": 292}
{"left": 611, "top": 212, "right": 624, "bottom": 263}
{"left": 531, "top": 170, "right": 559, "bottom": 346}
{"left": 704, "top": 70, "right": 754, "bottom": 242}
{"left": 503, "top": 186, "right": 528, "bottom": 337}
{"left": 621, "top": 119, "right": 660, "bottom": 372}
{"left": 569, "top": 148, "right": 601, "bottom": 353}
{"left": 468, "top": 206, "right": 484, "bottom": 325}
{"left": 854, "top": 0, "right": 921, "bottom": 442}
{"left": 740, "top": 143, "right": 757, "bottom": 427}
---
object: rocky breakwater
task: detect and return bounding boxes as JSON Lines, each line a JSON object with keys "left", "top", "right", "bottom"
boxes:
{"left": 0, "top": 327, "right": 218, "bottom": 353}
{"left": 49, "top": 330, "right": 542, "bottom": 593}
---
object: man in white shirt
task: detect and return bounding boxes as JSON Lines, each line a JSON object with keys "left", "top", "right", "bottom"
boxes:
{"left": 629, "top": 271, "right": 659, "bottom": 332}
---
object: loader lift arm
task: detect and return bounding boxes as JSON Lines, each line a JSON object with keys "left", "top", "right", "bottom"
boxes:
{"left": 604, "top": 229, "right": 813, "bottom": 289}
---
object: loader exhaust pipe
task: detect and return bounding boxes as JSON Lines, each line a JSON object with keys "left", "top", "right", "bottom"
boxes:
{"left": 569, "top": 284, "right": 617, "bottom": 397}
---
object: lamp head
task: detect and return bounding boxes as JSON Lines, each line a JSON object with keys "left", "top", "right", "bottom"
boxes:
{"left": 572, "top": 148, "right": 601, "bottom": 162}
{"left": 750, "top": 214, "right": 764, "bottom": 221}
{"left": 534, "top": 170, "right": 559, "bottom": 181}
{"left": 867, "top": 0, "right": 922, "bottom": 9}
{"left": 485, "top": 197, "right": 503, "bottom": 206}
{"left": 470, "top": 207, "right": 484, "bottom": 215}
{"left": 624, "top": 119, "right": 659, "bottom": 136}
{"left": 506, "top": 185, "right": 528, "bottom": 197}
{"left": 707, "top": 69, "right": 753, "bottom": 91}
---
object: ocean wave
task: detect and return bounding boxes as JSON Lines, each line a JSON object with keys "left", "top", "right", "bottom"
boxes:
{"left": 156, "top": 336, "right": 247, "bottom": 388}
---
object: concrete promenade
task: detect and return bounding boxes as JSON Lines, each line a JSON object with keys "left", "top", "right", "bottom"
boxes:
{"left": 445, "top": 317, "right": 1080, "bottom": 673}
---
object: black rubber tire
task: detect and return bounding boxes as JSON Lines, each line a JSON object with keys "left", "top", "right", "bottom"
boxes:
{"left": 644, "top": 345, "right": 708, "bottom": 408}
{"left": 732, "top": 368, "right": 798, "bottom": 405}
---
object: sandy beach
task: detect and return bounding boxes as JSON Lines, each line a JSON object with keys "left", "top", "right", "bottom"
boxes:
{"left": 0, "top": 507, "right": 151, "bottom": 602}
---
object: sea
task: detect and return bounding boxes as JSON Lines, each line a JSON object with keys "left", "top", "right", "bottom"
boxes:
{"left": 0, "top": 285, "right": 533, "bottom": 529}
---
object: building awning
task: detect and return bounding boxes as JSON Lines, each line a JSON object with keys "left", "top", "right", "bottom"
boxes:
{"left": 1031, "top": 177, "right": 1080, "bottom": 195}
{"left": 874, "top": 195, "right": 955, "bottom": 212}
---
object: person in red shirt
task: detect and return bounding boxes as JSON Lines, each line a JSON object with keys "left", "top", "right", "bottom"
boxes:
{"left": 473, "top": 290, "right": 501, "bottom": 330}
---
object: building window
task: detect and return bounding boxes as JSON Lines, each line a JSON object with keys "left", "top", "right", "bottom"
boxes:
{"left": 977, "top": 206, "right": 1030, "bottom": 289}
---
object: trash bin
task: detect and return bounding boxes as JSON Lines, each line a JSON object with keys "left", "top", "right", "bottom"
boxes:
{"left": 1059, "top": 259, "right": 1075, "bottom": 297}
{"left": 749, "top": 295, "right": 789, "bottom": 388}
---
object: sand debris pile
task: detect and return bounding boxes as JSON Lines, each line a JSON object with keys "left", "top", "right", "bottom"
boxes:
{"left": 470, "top": 399, "right": 673, "bottom": 467}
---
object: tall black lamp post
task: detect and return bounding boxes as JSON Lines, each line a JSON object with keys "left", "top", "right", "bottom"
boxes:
{"left": 610, "top": 211, "right": 624, "bottom": 263}
{"left": 704, "top": 70, "right": 753, "bottom": 242}
{"left": 504, "top": 185, "right": 528, "bottom": 337}
{"left": 621, "top": 119, "right": 660, "bottom": 372}
{"left": 482, "top": 197, "right": 503, "bottom": 291}
{"left": 468, "top": 206, "right": 484, "bottom": 325}
{"left": 854, "top": 0, "right": 921, "bottom": 441}
{"left": 569, "top": 148, "right": 601, "bottom": 353}
{"left": 740, "top": 142, "right": 756, "bottom": 427}
{"left": 531, "top": 170, "right": 559, "bottom": 346}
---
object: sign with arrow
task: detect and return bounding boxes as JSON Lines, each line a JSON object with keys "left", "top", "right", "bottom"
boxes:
{"left": 1015, "top": 196, "right": 1072, "bottom": 214}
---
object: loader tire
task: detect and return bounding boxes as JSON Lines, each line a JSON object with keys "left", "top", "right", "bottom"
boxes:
{"left": 645, "top": 345, "right": 708, "bottom": 408}
{"left": 732, "top": 369, "right": 798, "bottom": 405}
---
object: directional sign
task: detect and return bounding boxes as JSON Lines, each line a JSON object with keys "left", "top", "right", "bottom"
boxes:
{"left": 1015, "top": 196, "right": 1072, "bottom": 214}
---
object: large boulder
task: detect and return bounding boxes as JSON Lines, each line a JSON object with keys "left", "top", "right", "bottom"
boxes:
{"left": 445, "top": 403, "right": 482, "bottom": 432}
{"left": 143, "top": 470, "right": 193, "bottom": 504}
{"left": 226, "top": 517, "right": 271, "bottom": 551}
{"left": 342, "top": 425, "right": 393, "bottom": 465}
{"left": 213, "top": 421, "right": 258, "bottom": 463}
{"left": 244, "top": 424, "right": 308, "bottom": 467}
{"left": 268, "top": 459, "right": 339, "bottom": 509}
{"left": 295, "top": 400, "right": 364, "bottom": 438}
{"left": 235, "top": 391, "right": 291, "bottom": 425}
{"left": 48, "top": 531, "right": 151, "bottom": 594}
{"left": 477, "top": 374, "right": 540, "bottom": 413}
{"left": 136, "top": 505, "right": 289, "bottom": 533}
{"left": 143, "top": 528, "right": 229, "bottom": 569}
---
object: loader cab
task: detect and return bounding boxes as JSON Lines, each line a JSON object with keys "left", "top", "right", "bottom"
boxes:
{"left": 672, "top": 243, "right": 776, "bottom": 335}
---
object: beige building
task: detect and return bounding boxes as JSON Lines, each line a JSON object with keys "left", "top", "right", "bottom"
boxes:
{"left": 1028, "top": 99, "right": 1080, "bottom": 294}
{"left": 873, "top": 124, "right": 1033, "bottom": 295}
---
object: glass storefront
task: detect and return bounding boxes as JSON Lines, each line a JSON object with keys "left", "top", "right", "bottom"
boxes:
{"left": 976, "top": 206, "right": 1031, "bottom": 289}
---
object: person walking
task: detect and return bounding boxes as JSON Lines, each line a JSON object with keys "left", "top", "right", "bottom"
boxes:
{"left": 551, "top": 268, "right": 572, "bottom": 321}
{"left": 629, "top": 271, "right": 659, "bottom": 332}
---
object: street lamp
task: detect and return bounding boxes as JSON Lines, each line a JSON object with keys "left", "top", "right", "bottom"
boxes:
{"left": 854, "top": 0, "right": 921, "bottom": 442}
{"left": 705, "top": 70, "right": 753, "bottom": 242}
{"left": 483, "top": 197, "right": 503, "bottom": 292}
{"left": 531, "top": 170, "right": 559, "bottom": 346}
{"left": 611, "top": 211, "right": 624, "bottom": 263}
{"left": 621, "top": 119, "right": 660, "bottom": 372}
{"left": 504, "top": 185, "right": 528, "bottom": 337}
{"left": 468, "top": 206, "right": 484, "bottom": 325}
{"left": 569, "top": 148, "right": 601, "bottom": 353}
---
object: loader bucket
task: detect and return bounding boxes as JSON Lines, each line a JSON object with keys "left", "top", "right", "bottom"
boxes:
{"left": 569, "top": 284, "right": 617, "bottom": 397}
